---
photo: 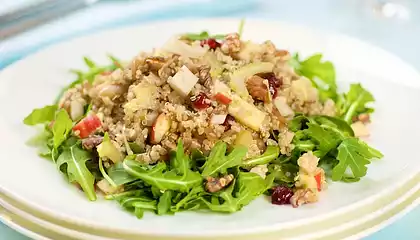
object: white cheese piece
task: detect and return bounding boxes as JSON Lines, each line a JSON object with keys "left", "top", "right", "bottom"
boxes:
{"left": 168, "top": 65, "right": 199, "bottom": 96}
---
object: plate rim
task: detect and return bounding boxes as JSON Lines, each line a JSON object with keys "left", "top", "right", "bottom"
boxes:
{"left": 1, "top": 174, "right": 419, "bottom": 240}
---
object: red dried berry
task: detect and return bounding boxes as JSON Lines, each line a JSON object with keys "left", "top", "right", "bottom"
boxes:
{"left": 271, "top": 186, "right": 293, "bottom": 205}
{"left": 191, "top": 92, "right": 211, "bottom": 110}
{"left": 200, "top": 38, "right": 221, "bottom": 50}
{"left": 222, "top": 115, "right": 235, "bottom": 130}
{"left": 267, "top": 76, "right": 282, "bottom": 99}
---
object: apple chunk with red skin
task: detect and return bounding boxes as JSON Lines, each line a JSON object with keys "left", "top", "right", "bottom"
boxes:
{"left": 150, "top": 113, "right": 172, "bottom": 144}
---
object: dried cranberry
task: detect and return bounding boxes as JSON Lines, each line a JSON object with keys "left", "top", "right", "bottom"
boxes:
{"left": 200, "top": 38, "right": 221, "bottom": 50}
{"left": 222, "top": 115, "right": 235, "bottom": 130}
{"left": 271, "top": 186, "right": 293, "bottom": 205}
{"left": 191, "top": 93, "right": 211, "bottom": 110}
{"left": 267, "top": 76, "right": 282, "bottom": 99}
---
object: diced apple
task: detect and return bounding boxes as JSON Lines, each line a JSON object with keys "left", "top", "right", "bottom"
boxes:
{"left": 229, "top": 62, "right": 274, "bottom": 98}
{"left": 214, "top": 93, "right": 232, "bottom": 104}
{"left": 210, "top": 114, "right": 227, "bottom": 125}
{"left": 203, "top": 52, "right": 223, "bottom": 78}
{"left": 168, "top": 65, "right": 199, "bottom": 97}
{"left": 162, "top": 37, "right": 207, "bottom": 58}
{"left": 273, "top": 96, "right": 294, "bottom": 117}
{"left": 228, "top": 95, "right": 266, "bottom": 131}
{"left": 97, "top": 136, "right": 123, "bottom": 163}
{"left": 234, "top": 130, "right": 253, "bottom": 147}
{"left": 124, "top": 83, "right": 158, "bottom": 112}
{"left": 150, "top": 113, "right": 172, "bottom": 144}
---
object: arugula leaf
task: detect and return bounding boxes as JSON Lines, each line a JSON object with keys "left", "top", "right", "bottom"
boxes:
{"left": 127, "top": 142, "right": 144, "bottom": 154}
{"left": 104, "top": 189, "right": 145, "bottom": 200}
{"left": 157, "top": 190, "right": 173, "bottom": 215}
{"left": 332, "top": 138, "right": 383, "bottom": 181}
{"left": 183, "top": 31, "right": 210, "bottom": 40}
{"left": 171, "top": 140, "right": 190, "bottom": 175}
{"left": 292, "top": 53, "right": 337, "bottom": 101}
{"left": 99, "top": 157, "right": 117, "bottom": 188}
{"left": 202, "top": 172, "right": 267, "bottom": 213}
{"left": 119, "top": 196, "right": 157, "bottom": 219}
{"left": 242, "top": 145, "right": 279, "bottom": 167}
{"left": 304, "top": 122, "right": 342, "bottom": 156}
{"left": 312, "top": 115, "right": 354, "bottom": 137}
{"left": 201, "top": 142, "right": 247, "bottom": 177}
{"left": 55, "top": 56, "right": 120, "bottom": 103}
{"left": 171, "top": 186, "right": 204, "bottom": 212}
{"left": 267, "top": 163, "right": 299, "bottom": 184}
{"left": 52, "top": 109, "right": 73, "bottom": 149}
{"left": 183, "top": 31, "right": 226, "bottom": 41}
{"left": 23, "top": 105, "right": 57, "bottom": 126}
{"left": 238, "top": 19, "right": 245, "bottom": 37}
{"left": 123, "top": 159, "right": 202, "bottom": 192}
{"left": 56, "top": 144, "right": 96, "bottom": 200}
{"left": 108, "top": 162, "right": 137, "bottom": 186}
{"left": 294, "top": 140, "right": 316, "bottom": 152}
{"left": 26, "top": 126, "right": 54, "bottom": 159}
{"left": 337, "top": 83, "right": 375, "bottom": 123}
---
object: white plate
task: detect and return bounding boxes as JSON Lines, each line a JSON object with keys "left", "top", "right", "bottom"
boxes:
{"left": 1, "top": 174, "right": 419, "bottom": 240}
{"left": 0, "top": 19, "right": 419, "bottom": 237}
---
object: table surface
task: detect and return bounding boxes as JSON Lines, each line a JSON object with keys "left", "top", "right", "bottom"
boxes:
{"left": 0, "top": 0, "right": 419, "bottom": 239}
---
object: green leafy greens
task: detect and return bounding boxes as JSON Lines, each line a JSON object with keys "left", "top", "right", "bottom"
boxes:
{"left": 23, "top": 105, "right": 58, "bottom": 126}
{"left": 56, "top": 144, "right": 96, "bottom": 200}
{"left": 22, "top": 29, "right": 384, "bottom": 220}
{"left": 290, "top": 115, "right": 382, "bottom": 182}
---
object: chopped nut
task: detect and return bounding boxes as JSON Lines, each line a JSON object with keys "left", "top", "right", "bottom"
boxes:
{"left": 275, "top": 50, "right": 291, "bottom": 61}
{"left": 131, "top": 58, "right": 144, "bottom": 80}
{"left": 246, "top": 75, "right": 270, "bottom": 102}
{"left": 221, "top": 33, "right": 241, "bottom": 54}
{"left": 197, "top": 65, "right": 212, "bottom": 88}
{"left": 158, "top": 55, "right": 179, "bottom": 80}
{"left": 81, "top": 136, "right": 104, "bottom": 150}
{"left": 205, "top": 174, "right": 234, "bottom": 193}
{"left": 272, "top": 108, "right": 288, "bottom": 129}
{"left": 250, "top": 165, "right": 268, "bottom": 179}
{"left": 278, "top": 129, "right": 295, "bottom": 155}
{"left": 96, "top": 179, "right": 123, "bottom": 195}
{"left": 290, "top": 188, "right": 318, "bottom": 208}
{"left": 351, "top": 121, "right": 370, "bottom": 138}
{"left": 297, "top": 151, "right": 320, "bottom": 175}
{"left": 358, "top": 113, "right": 370, "bottom": 124}
{"left": 145, "top": 56, "right": 166, "bottom": 72}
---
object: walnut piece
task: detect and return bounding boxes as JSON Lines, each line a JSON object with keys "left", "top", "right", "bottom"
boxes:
{"left": 205, "top": 174, "right": 234, "bottom": 193}
{"left": 81, "top": 136, "right": 104, "bottom": 150}
{"left": 145, "top": 56, "right": 166, "bottom": 72}
{"left": 197, "top": 65, "right": 212, "bottom": 88}
{"left": 158, "top": 55, "right": 179, "bottom": 80}
{"left": 297, "top": 151, "right": 320, "bottom": 175}
{"left": 221, "top": 33, "right": 241, "bottom": 54}
{"left": 246, "top": 75, "right": 270, "bottom": 102}
{"left": 290, "top": 188, "right": 318, "bottom": 208}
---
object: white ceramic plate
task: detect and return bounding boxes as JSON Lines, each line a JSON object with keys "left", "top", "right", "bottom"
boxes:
{"left": 0, "top": 19, "right": 419, "bottom": 238}
{"left": 1, "top": 174, "right": 419, "bottom": 240}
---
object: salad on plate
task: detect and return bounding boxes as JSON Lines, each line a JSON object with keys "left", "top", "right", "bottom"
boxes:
{"left": 23, "top": 21, "right": 383, "bottom": 218}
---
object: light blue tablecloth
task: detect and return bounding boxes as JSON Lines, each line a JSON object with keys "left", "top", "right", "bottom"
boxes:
{"left": 0, "top": 0, "right": 419, "bottom": 239}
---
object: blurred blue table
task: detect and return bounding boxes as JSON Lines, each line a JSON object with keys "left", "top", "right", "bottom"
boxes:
{"left": 0, "top": 0, "right": 419, "bottom": 239}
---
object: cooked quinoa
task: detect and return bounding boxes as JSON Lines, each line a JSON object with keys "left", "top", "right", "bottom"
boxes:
{"left": 59, "top": 34, "right": 335, "bottom": 166}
